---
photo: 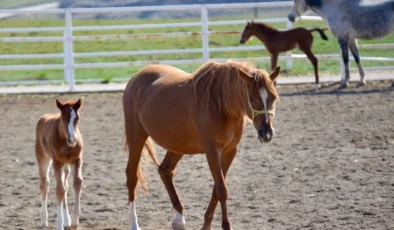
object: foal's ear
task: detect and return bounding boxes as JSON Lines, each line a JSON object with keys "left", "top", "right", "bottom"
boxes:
{"left": 237, "top": 67, "right": 253, "bottom": 83}
{"left": 73, "top": 98, "right": 82, "bottom": 110}
{"left": 270, "top": 66, "right": 281, "bottom": 82}
{"left": 56, "top": 99, "right": 65, "bottom": 110}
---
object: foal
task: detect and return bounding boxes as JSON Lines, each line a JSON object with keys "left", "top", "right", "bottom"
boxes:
{"left": 35, "top": 99, "right": 83, "bottom": 230}
{"left": 240, "top": 21, "right": 328, "bottom": 89}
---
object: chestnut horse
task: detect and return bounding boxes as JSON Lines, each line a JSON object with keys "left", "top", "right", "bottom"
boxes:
{"left": 123, "top": 60, "right": 280, "bottom": 230}
{"left": 35, "top": 99, "right": 83, "bottom": 230}
{"left": 240, "top": 21, "right": 328, "bottom": 90}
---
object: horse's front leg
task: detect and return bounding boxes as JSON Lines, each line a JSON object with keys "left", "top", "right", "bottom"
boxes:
{"left": 53, "top": 161, "right": 66, "bottom": 230}
{"left": 338, "top": 38, "right": 351, "bottom": 88}
{"left": 202, "top": 147, "right": 237, "bottom": 230}
{"left": 71, "top": 158, "right": 83, "bottom": 230}
{"left": 203, "top": 145, "right": 233, "bottom": 230}
{"left": 62, "top": 165, "right": 72, "bottom": 229}
{"left": 349, "top": 39, "right": 366, "bottom": 87}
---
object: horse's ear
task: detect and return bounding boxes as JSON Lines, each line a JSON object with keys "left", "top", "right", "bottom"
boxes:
{"left": 247, "top": 21, "right": 251, "bottom": 27}
{"left": 270, "top": 66, "right": 281, "bottom": 82}
{"left": 237, "top": 67, "right": 253, "bottom": 83}
{"left": 56, "top": 99, "right": 64, "bottom": 110}
{"left": 73, "top": 98, "right": 82, "bottom": 110}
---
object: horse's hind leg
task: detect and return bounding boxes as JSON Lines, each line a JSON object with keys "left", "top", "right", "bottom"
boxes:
{"left": 270, "top": 53, "right": 279, "bottom": 86}
{"left": 349, "top": 39, "right": 366, "bottom": 87}
{"left": 71, "top": 158, "right": 83, "bottom": 229}
{"left": 299, "top": 38, "right": 320, "bottom": 90}
{"left": 36, "top": 151, "right": 52, "bottom": 228}
{"left": 202, "top": 147, "right": 237, "bottom": 230}
{"left": 338, "top": 38, "right": 350, "bottom": 88}
{"left": 125, "top": 129, "right": 148, "bottom": 230}
{"left": 158, "top": 152, "right": 185, "bottom": 230}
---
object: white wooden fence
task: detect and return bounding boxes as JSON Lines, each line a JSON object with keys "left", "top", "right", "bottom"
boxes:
{"left": 1, "top": 1, "right": 393, "bottom": 91}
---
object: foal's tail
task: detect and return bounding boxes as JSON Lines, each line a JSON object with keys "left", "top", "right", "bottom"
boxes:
{"left": 309, "top": 28, "right": 329, "bottom": 41}
{"left": 123, "top": 137, "right": 160, "bottom": 193}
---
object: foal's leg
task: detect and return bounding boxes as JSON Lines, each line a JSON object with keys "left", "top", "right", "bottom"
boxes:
{"left": 158, "top": 152, "right": 184, "bottom": 230}
{"left": 62, "top": 165, "right": 72, "bottom": 228}
{"left": 71, "top": 158, "right": 83, "bottom": 229}
{"left": 270, "top": 53, "right": 279, "bottom": 86}
{"left": 37, "top": 154, "right": 52, "bottom": 228}
{"left": 202, "top": 147, "right": 237, "bottom": 230}
{"left": 126, "top": 134, "right": 148, "bottom": 230}
{"left": 338, "top": 38, "right": 350, "bottom": 88}
{"left": 53, "top": 161, "right": 66, "bottom": 230}
{"left": 349, "top": 39, "right": 366, "bottom": 86}
{"left": 299, "top": 44, "right": 320, "bottom": 90}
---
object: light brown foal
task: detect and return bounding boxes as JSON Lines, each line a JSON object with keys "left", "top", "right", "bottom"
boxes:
{"left": 35, "top": 99, "right": 83, "bottom": 230}
{"left": 240, "top": 21, "right": 328, "bottom": 90}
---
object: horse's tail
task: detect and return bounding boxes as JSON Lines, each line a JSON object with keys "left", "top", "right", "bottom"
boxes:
{"left": 309, "top": 28, "right": 329, "bottom": 41}
{"left": 123, "top": 136, "right": 160, "bottom": 193}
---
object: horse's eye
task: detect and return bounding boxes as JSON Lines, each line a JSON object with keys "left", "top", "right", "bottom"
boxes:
{"left": 249, "top": 98, "right": 254, "bottom": 102}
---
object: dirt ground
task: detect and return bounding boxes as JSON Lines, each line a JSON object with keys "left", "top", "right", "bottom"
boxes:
{"left": 0, "top": 80, "right": 393, "bottom": 230}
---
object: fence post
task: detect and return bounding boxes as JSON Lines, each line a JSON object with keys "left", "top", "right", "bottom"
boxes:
{"left": 63, "top": 8, "right": 75, "bottom": 91}
{"left": 286, "top": 20, "right": 293, "bottom": 70}
{"left": 201, "top": 5, "right": 209, "bottom": 62}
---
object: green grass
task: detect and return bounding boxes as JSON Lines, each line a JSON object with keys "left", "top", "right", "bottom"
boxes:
{"left": 0, "top": 17, "right": 393, "bottom": 83}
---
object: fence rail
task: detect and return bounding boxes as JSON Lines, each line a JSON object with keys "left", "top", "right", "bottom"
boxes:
{"left": 1, "top": 1, "right": 393, "bottom": 91}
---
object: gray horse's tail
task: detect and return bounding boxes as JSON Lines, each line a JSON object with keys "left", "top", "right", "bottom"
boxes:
{"left": 309, "top": 28, "right": 329, "bottom": 41}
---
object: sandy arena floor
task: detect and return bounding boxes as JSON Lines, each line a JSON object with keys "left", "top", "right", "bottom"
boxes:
{"left": 0, "top": 80, "right": 393, "bottom": 230}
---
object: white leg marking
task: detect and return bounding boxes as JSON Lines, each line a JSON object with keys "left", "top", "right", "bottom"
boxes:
{"left": 68, "top": 109, "right": 77, "bottom": 144}
{"left": 172, "top": 209, "right": 186, "bottom": 229}
{"left": 41, "top": 199, "right": 48, "bottom": 227}
{"left": 63, "top": 166, "right": 71, "bottom": 227}
{"left": 56, "top": 204, "right": 64, "bottom": 230}
{"left": 129, "top": 201, "right": 141, "bottom": 230}
{"left": 259, "top": 88, "right": 269, "bottom": 123}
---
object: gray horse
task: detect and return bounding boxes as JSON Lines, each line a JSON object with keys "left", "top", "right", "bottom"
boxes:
{"left": 288, "top": 0, "right": 394, "bottom": 88}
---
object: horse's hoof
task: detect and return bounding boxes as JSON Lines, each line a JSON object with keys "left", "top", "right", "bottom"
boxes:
{"left": 356, "top": 80, "right": 366, "bottom": 87}
{"left": 63, "top": 227, "right": 71, "bottom": 230}
{"left": 172, "top": 222, "right": 186, "bottom": 230}
{"left": 391, "top": 81, "right": 394, "bottom": 87}
{"left": 314, "top": 84, "right": 320, "bottom": 91}
{"left": 41, "top": 222, "right": 48, "bottom": 228}
{"left": 338, "top": 81, "right": 348, "bottom": 89}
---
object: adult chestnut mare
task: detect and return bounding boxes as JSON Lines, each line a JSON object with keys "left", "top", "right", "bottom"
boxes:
{"left": 35, "top": 99, "right": 83, "bottom": 230}
{"left": 123, "top": 60, "right": 280, "bottom": 230}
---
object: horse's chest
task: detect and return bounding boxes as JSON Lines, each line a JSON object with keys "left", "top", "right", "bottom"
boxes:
{"left": 56, "top": 146, "right": 81, "bottom": 162}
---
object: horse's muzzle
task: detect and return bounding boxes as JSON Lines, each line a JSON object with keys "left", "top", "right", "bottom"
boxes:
{"left": 67, "top": 135, "right": 77, "bottom": 147}
{"left": 258, "top": 128, "right": 274, "bottom": 143}
{"left": 239, "top": 39, "right": 245, "bottom": 44}
{"left": 288, "top": 14, "right": 295, "bottom": 22}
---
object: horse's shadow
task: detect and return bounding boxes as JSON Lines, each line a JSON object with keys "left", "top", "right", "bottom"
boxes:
{"left": 280, "top": 81, "right": 394, "bottom": 97}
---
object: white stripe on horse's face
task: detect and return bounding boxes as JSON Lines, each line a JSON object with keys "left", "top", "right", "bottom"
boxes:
{"left": 67, "top": 108, "right": 77, "bottom": 145}
{"left": 259, "top": 87, "right": 269, "bottom": 123}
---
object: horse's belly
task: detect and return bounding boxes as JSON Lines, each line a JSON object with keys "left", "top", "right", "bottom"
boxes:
{"left": 148, "top": 131, "right": 205, "bottom": 154}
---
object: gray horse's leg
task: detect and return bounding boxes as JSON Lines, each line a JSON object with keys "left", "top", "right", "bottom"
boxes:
{"left": 349, "top": 39, "right": 366, "bottom": 86}
{"left": 338, "top": 38, "right": 350, "bottom": 88}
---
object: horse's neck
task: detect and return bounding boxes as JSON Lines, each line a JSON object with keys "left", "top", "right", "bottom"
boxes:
{"left": 253, "top": 24, "right": 278, "bottom": 41}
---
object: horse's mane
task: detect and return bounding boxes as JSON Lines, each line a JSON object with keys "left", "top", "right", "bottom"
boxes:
{"left": 189, "top": 60, "right": 278, "bottom": 119}
{"left": 250, "top": 21, "right": 279, "bottom": 33}
{"left": 306, "top": 0, "right": 322, "bottom": 8}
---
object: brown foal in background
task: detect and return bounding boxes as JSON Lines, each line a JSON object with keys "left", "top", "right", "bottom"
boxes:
{"left": 35, "top": 99, "right": 83, "bottom": 230}
{"left": 240, "top": 21, "right": 328, "bottom": 90}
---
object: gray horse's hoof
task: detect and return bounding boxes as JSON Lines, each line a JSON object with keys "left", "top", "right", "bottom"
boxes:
{"left": 391, "top": 81, "right": 394, "bottom": 87}
{"left": 339, "top": 81, "right": 349, "bottom": 89}
{"left": 356, "top": 80, "right": 366, "bottom": 87}
{"left": 172, "top": 222, "right": 185, "bottom": 230}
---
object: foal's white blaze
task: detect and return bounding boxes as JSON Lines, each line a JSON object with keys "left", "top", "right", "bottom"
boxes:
{"left": 68, "top": 109, "right": 77, "bottom": 144}
{"left": 129, "top": 201, "right": 141, "bottom": 230}
{"left": 259, "top": 87, "right": 269, "bottom": 123}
